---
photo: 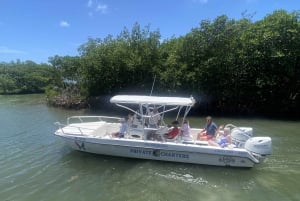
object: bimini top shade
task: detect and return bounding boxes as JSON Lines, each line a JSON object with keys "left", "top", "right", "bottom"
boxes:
{"left": 110, "top": 95, "right": 196, "bottom": 106}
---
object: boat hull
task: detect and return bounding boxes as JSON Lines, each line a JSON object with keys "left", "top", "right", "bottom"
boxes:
{"left": 56, "top": 134, "right": 257, "bottom": 168}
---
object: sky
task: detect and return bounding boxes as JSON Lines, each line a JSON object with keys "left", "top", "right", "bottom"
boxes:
{"left": 0, "top": 0, "right": 298, "bottom": 64}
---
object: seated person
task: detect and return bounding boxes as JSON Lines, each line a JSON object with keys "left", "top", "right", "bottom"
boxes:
{"left": 197, "top": 116, "right": 218, "bottom": 140}
{"left": 214, "top": 124, "right": 224, "bottom": 139}
{"left": 112, "top": 118, "right": 127, "bottom": 138}
{"left": 164, "top": 120, "right": 180, "bottom": 139}
{"left": 180, "top": 119, "right": 193, "bottom": 140}
{"left": 208, "top": 127, "right": 231, "bottom": 148}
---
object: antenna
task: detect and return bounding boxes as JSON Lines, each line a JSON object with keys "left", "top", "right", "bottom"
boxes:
{"left": 150, "top": 74, "right": 156, "bottom": 96}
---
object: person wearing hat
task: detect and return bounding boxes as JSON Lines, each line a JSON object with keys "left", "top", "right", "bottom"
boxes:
{"left": 164, "top": 120, "right": 180, "bottom": 139}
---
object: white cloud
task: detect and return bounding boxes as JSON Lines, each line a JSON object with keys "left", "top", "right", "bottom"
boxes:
{"left": 0, "top": 46, "right": 27, "bottom": 54}
{"left": 96, "top": 3, "right": 108, "bottom": 14}
{"left": 87, "top": 0, "right": 93, "bottom": 8}
{"left": 60, "top": 20, "right": 70, "bottom": 27}
{"left": 87, "top": 0, "right": 108, "bottom": 16}
{"left": 193, "top": 0, "right": 208, "bottom": 3}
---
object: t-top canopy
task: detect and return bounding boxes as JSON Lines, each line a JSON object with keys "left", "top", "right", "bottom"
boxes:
{"left": 110, "top": 95, "right": 195, "bottom": 106}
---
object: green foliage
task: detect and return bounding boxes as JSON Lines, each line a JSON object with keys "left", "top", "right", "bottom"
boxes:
{"left": 0, "top": 61, "right": 61, "bottom": 94}
{"left": 2, "top": 10, "right": 299, "bottom": 116}
{"left": 48, "top": 55, "right": 81, "bottom": 82}
{"left": 237, "top": 10, "right": 300, "bottom": 114}
{"left": 45, "top": 11, "right": 300, "bottom": 116}
{"left": 78, "top": 23, "right": 161, "bottom": 96}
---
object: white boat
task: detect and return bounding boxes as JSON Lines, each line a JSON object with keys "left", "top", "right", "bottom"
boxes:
{"left": 54, "top": 95, "right": 272, "bottom": 168}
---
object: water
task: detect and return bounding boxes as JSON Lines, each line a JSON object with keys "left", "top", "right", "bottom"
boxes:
{"left": 0, "top": 94, "right": 299, "bottom": 201}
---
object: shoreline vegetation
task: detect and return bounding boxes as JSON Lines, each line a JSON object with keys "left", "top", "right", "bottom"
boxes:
{"left": 1, "top": 10, "right": 299, "bottom": 118}
{"left": 45, "top": 85, "right": 89, "bottom": 109}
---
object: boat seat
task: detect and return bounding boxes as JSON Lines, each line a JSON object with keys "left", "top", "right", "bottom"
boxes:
{"left": 164, "top": 132, "right": 181, "bottom": 142}
{"left": 127, "top": 128, "right": 144, "bottom": 139}
{"left": 91, "top": 122, "right": 114, "bottom": 137}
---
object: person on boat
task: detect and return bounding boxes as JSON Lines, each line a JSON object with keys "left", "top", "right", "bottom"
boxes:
{"left": 197, "top": 116, "right": 218, "bottom": 140}
{"left": 180, "top": 119, "right": 193, "bottom": 140}
{"left": 131, "top": 113, "right": 143, "bottom": 128}
{"left": 127, "top": 113, "right": 134, "bottom": 127}
{"left": 148, "top": 107, "right": 161, "bottom": 128}
{"left": 208, "top": 127, "right": 232, "bottom": 148}
{"left": 214, "top": 124, "right": 224, "bottom": 138}
{"left": 112, "top": 118, "right": 127, "bottom": 138}
{"left": 165, "top": 120, "right": 180, "bottom": 139}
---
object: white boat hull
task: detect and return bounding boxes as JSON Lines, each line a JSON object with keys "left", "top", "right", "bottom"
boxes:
{"left": 55, "top": 132, "right": 258, "bottom": 168}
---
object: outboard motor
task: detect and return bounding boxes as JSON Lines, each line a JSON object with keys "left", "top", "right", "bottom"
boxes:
{"left": 245, "top": 137, "right": 272, "bottom": 162}
{"left": 230, "top": 127, "right": 253, "bottom": 148}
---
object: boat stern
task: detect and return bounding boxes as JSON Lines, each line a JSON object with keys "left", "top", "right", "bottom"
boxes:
{"left": 244, "top": 137, "right": 272, "bottom": 162}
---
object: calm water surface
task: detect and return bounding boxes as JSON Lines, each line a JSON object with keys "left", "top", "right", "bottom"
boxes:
{"left": 0, "top": 94, "right": 299, "bottom": 201}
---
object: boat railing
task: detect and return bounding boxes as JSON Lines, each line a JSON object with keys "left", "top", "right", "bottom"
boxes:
{"left": 225, "top": 124, "right": 253, "bottom": 148}
{"left": 225, "top": 124, "right": 252, "bottom": 138}
{"left": 67, "top": 116, "right": 122, "bottom": 125}
{"left": 54, "top": 122, "right": 97, "bottom": 136}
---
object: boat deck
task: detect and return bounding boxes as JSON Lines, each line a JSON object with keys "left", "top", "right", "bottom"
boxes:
{"left": 55, "top": 121, "right": 211, "bottom": 146}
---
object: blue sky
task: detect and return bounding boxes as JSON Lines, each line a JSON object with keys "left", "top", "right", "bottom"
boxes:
{"left": 0, "top": 0, "right": 298, "bottom": 64}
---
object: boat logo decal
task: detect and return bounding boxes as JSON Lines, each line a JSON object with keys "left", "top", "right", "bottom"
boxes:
{"left": 75, "top": 140, "right": 86, "bottom": 151}
{"left": 129, "top": 148, "right": 189, "bottom": 159}
{"left": 153, "top": 149, "right": 160, "bottom": 157}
